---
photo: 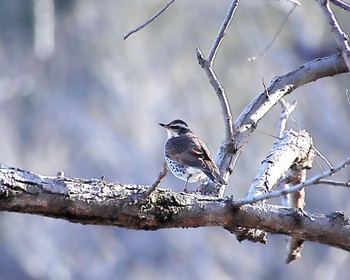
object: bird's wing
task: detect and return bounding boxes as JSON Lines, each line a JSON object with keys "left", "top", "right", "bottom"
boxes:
{"left": 165, "top": 135, "right": 227, "bottom": 185}
{"left": 165, "top": 135, "right": 214, "bottom": 170}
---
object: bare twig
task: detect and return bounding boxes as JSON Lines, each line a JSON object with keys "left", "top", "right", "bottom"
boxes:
{"left": 233, "top": 156, "right": 350, "bottom": 207}
{"left": 248, "top": 2, "right": 299, "bottom": 61}
{"left": 196, "top": 0, "right": 239, "bottom": 141}
{"left": 196, "top": 47, "right": 234, "bottom": 143}
{"left": 346, "top": 89, "right": 350, "bottom": 109}
{"left": 313, "top": 145, "right": 334, "bottom": 170}
{"left": 123, "top": 0, "right": 176, "bottom": 40}
{"left": 262, "top": 78, "right": 270, "bottom": 99}
{"left": 330, "top": 0, "right": 350, "bottom": 11}
{"left": 144, "top": 162, "right": 168, "bottom": 197}
{"left": 207, "top": 0, "right": 240, "bottom": 64}
{"left": 196, "top": 0, "right": 239, "bottom": 142}
{"left": 316, "top": 179, "right": 350, "bottom": 187}
{"left": 317, "top": 0, "right": 350, "bottom": 71}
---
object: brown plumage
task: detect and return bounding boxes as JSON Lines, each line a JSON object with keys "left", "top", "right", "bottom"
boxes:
{"left": 160, "top": 119, "right": 227, "bottom": 191}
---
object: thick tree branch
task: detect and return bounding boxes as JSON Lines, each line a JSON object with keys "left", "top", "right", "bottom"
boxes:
{"left": 0, "top": 164, "right": 350, "bottom": 251}
{"left": 246, "top": 130, "right": 314, "bottom": 198}
{"left": 233, "top": 54, "right": 348, "bottom": 147}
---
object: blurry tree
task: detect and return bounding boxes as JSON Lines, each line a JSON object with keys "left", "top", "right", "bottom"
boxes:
{"left": 0, "top": 0, "right": 349, "bottom": 266}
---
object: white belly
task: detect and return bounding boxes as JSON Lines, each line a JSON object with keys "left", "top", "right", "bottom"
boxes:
{"left": 185, "top": 167, "right": 207, "bottom": 182}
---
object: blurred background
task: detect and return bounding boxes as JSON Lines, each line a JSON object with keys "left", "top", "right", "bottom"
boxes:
{"left": 0, "top": 0, "right": 349, "bottom": 279}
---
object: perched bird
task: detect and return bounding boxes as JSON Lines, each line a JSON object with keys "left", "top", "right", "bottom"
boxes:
{"left": 159, "top": 119, "right": 227, "bottom": 192}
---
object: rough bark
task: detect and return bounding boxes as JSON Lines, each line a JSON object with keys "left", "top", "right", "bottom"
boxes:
{"left": 0, "top": 165, "right": 349, "bottom": 251}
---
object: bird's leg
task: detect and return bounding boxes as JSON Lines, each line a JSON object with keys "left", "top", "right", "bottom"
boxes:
{"left": 183, "top": 177, "right": 189, "bottom": 192}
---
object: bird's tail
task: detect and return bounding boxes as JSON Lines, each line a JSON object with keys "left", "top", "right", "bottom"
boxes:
{"left": 204, "top": 170, "right": 227, "bottom": 185}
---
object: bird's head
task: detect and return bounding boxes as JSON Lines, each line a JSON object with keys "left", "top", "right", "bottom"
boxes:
{"left": 159, "top": 119, "right": 192, "bottom": 138}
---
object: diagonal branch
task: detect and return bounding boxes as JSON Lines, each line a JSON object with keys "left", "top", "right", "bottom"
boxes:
{"left": 207, "top": 0, "right": 240, "bottom": 64}
{"left": 317, "top": 0, "right": 350, "bottom": 71}
{"left": 123, "top": 0, "right": 176, "bottom": 40}
{"left": 233, "top": 54, "right": 348, "bottom": 148}
{"left": 330, "top": 0, "right": 350, "bottom": 11}
{"left": 144, "top": 162, "right": 168, "bottom": 197}
{"left": 248, "top": 1, "right": 299, "bottom": 61}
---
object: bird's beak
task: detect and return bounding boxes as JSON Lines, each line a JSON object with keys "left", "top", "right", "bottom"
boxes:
{"left": 159, "top": 123, "right": 169, "bottom": 128}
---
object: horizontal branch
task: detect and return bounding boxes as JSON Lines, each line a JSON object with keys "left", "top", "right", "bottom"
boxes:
{"left": 0, "top": 165, "right": 349, "bottom": 251}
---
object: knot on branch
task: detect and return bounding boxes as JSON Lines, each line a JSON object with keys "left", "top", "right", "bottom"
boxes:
{"left": 327, "top": 211, "right": 350, "bottom": 226}
{"left": 227, "top": 227, "right": 268, "bottom": 244}
{"left": 196, "top": 47, "right": 210, "bottom": 68}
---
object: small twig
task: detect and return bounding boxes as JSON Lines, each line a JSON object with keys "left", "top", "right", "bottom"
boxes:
{"left": 247, "top": 2, "right": 299, "bottom": 61}
{"left": 233, "top": 156, "right": 350, "bottom": 207}
{"left": 317, "top": 0, "right": 350, "bottom": 71}
{"left": 277, "top": 99, "right": 297, "bottom": 138}
{"left": 144, "top": 162, "right": 168, "bottom": 197}
{"left": 330, "top": 0, "right": 350, "bottom": 11}
{"left": 262, "top": 78, "right": 270, "bottom": 99}
{"left": 346, "top": 89, "right": 350, "bottom": 109}
{"left": 207, "top": 0, "right": 240, "bottom": 64}
{"left": 123, "top": 0, "right": 176, "bottom": 41}
{"left": 313, "top": 145, "right": 334, "bottom": 170}
{"left": 316, "top": 179, "right": 350, "bottom": 187}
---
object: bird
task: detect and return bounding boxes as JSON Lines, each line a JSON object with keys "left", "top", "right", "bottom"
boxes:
{"left": 159, "top": 119, "right": 227, "bottom": 192}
